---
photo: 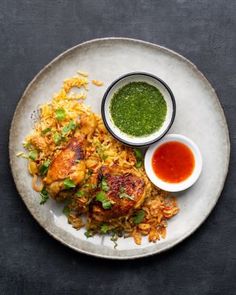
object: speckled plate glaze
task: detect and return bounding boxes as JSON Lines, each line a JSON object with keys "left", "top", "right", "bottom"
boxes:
{"left": 9, "top": 38, "right": 230, "bottom": 259}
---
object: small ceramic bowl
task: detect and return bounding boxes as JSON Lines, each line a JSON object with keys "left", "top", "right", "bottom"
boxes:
{"left": 144, "top": 134, "right": 203, "bottom": 192}
{"left": 101, "top": 72, "right": 176, "bottom": 147}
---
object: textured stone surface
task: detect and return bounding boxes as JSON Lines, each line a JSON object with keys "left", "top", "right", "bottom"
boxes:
{"left": 0, "top": 0, "right": 235, "bottom": 294}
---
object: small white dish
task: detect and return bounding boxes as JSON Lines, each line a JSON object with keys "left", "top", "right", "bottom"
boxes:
{"left": 145, "top": 134, "right": 203, "bottom": 192}
{"left": 101, "top": 72, "right": 176, "bottom": 147}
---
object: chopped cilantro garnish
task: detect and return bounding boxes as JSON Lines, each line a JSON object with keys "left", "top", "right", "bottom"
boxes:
{"left": 133, "top": 210, "right": 145, "bottom": 224}
{"left": 63, "top": 206, "right": 70, "bottom": 216}
{"left": 62, "top": 120, "right": 76, "bottom": 136}
{"left": 29, "top": 150, "right": 38, "bottom": 161}
{"left": 53, "top": 132, "right": 62, "bottom": 145}
{"left": 39, "top": 188, "right": 49, "bottom": 205}
{"left": 135, "top": 161, "right": 143, "bottom": 168}
{"left": 39, "top": 160, "right": 50, "bottom": 176}
{"left": 41, "top": 127, "right": 51, "bottom": 135}
{"left": 55, "top": 108, "right": 66, "bottom": 121}
{"left": 63, "top": 178, "right": 76, "bottom": 189}
{"left": 84, "top": 230, "right": 93, "bottom": 238}
{"left": 100, "top": 224, "right": 109, "bottom": 234}
{"left": 76, "top": 190, "right": 85, "bottom": 197}
{"left": 96, "top": 191, "right": 112, "bottom": 209}
{"left": 101, "top": 177, "right": 109, "bottom": 192}
{"left": 62, "top": 198, "right": 71, "bottom": 215}
{"left": 134, "top": 148, "right": 143, "bottom": 168}
{"left": 134, "top": 148, "right": 142, "bottom": 159}
{"left": 96, "top": 144, "right": 107, "bottom": 161}
{"left": 22, "top": 141, "right": 31, "bottom": 149}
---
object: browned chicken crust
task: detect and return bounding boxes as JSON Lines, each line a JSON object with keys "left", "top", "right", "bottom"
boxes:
{"left": 45, "top": 137, "right": 84, "bottom": 184}
{"left": 90, "top": 167, "right": 146, "bottom": 221}
{"left": 44, "top": 137, "right": 86, "bottom": 199}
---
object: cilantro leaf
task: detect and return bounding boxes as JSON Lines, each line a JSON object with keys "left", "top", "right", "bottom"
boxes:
{"left": 134, "top": 148, "right": 143, "bottom": 168}
{"left": 39, "top": 188, "right": 49, "bottom": 205}
{"left": 39, "top": 160, "right": 50, "bottom": 176}
{"left": 96, "top": 143, "right": 107, "bottom": 161}
{"left": 62, "top": 120, "right": 76, "bottom": 136}
{"left": 101, "top": 177, "right": 109, "bottom": 192}
{"left": 41, "top": 127, "right": 51, "bottom": 135}
{"left": 135, "top": 161, "right": 143, "bottom": 168}
{"left": 76, "top": 190, "right": 85, "bottom": 197}
{"left": 84, "top": 230, "right": 93, "bottom": 238}
{"left": 100, "top": 224, "right": 109, "bottom": 234}
{"left": 29, "top": 150, "right": 38, "bottom": 161}
{"left": 134, "top": 148, "right": 142, "bottom": 160}
{"left": 63, "top": 178, "right": 76, "bottom": 189}
{"left": 53, "top": 132, "right": 62, "bottom": 145}
{"left": 96, "top": 191, "right": 112, "bottom": 209}
{"left": 63, "top": 206, "right": 70, "bottom": 216}
{"left": 55, "top": 108, "right": 66, "bottom": 121}
{"left": 133, "top": 210, "right": 145, "bottom": 224}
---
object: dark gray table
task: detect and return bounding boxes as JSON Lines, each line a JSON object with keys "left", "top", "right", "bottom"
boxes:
{"left": 1, "top": 1, "right": 235, "bottom": 294}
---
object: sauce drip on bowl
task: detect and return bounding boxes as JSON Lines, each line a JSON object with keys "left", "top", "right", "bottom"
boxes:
{"left": 152, "top": 141, "right": 195, "bottom": 183}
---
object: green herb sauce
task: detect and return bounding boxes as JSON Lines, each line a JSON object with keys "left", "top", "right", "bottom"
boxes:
{"left": 110, "top": 82, "right": 167, "bottom": 137}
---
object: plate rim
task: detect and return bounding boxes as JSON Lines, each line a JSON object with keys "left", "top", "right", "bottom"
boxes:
{"left": 9, "top": 37, "right": 231, "bottom": 259}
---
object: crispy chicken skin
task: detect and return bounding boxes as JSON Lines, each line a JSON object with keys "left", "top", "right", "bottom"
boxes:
{"left": 44, "top": 114, "right": 98, "bottom": 199}
{"left": 45, "top": 137, "right": 84, "bottom": 184}
{"left": 44, "top": 137, "right": 86, "bottom": 198}
{"left": 90, "top": 167, "right": 146, "bottom": 221}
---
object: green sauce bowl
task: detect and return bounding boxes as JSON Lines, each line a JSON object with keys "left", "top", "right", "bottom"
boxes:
{"left": 101, "top": 72, "right": 176, "bottom": 147}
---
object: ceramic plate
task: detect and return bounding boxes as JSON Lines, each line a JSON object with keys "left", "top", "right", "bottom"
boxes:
{"left": 9, "top": 38, "right": 230, "bottom": 259}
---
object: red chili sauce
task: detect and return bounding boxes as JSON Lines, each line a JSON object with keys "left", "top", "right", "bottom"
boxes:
{"left": 152, "top": 141, "right": 195, "bottom": 183}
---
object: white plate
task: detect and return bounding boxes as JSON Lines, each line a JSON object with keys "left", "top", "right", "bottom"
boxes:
{"left": 9, "top": 38, "right": 230, "bottom": 259}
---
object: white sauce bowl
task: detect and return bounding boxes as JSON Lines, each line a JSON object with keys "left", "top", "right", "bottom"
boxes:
{"left": 101, "top": 72, "right": 176, "bottom": 147}
{"left": 144, "top": 134, "right": 203, "bottom": 192}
